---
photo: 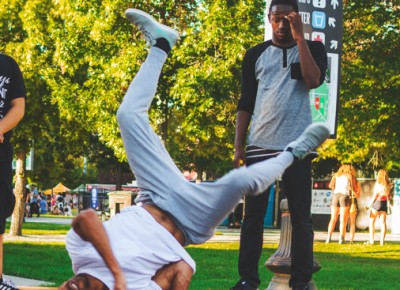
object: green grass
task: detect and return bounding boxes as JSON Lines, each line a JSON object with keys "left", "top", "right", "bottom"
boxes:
{"left": 5, "top": 241, "right": 400, "bottom": 289}
{"left": 188, "top": 242, "right": 400, "bottom": 290}
{"left": 5, "top": 221, "right": 71, "bottom": 235}
{"left": 4, "top": 242, "right": 72, "bottom": 286}
{"left": 4, "top": 222, "right": 400, "bottom": 289}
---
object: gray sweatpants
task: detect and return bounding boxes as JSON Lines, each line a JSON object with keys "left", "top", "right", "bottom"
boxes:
{"left": 117, "top": 47, "right": 294, "bottom": 245}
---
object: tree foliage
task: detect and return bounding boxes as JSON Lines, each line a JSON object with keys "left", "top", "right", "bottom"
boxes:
{"left": 44, "top": 0, "right": 265, "bottom": 179}
{"left": 170, "top": 0, "right": 265, "bottom": 177}
{"left": 319, "top": 1, "right": 400, "bottom": 176}
{"left": 1, "top": 0, "right": 399, "bottom": 196}
{"left": 45, "top": 0, "right": 198, "bottom": 161}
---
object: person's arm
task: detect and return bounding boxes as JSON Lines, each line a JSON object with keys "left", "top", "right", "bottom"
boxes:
{"left": 234, "top": 111, "right": 251, "bottom": 168}
{"left": 367, "top": 184, "right": 379, "bottom": 209}
{"left": 234, "top": 47, "right": 258, "bottom": 169}
{"left": 0, "top": 98, "right": 25, "bottom": 143}
{"left": 71, "top": 209, "right": 126, "bottom": 290}
{"left": 353, "top": 180, "right": 361, "bottom": 198}
{"left": 367, "top": 192, "right": 378, "bottom": 209}
{"left": 328, "top": 175, "right": 336, "bottom": 190}
{"left": 285, "top": 12, "right": 322, "bottom": 89}
{"left": 385, "top": 183, "right": 393, "bottom": 200}
{"left": 152, "top": 260, "right": 193, "bottom": 290}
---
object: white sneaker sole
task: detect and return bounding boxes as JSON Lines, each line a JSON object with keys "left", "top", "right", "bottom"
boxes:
{"left": 125, "top": 8, "right": 180, "bottom": 48}
{"left": 286, "top": 123, "right": 330, "bottom": 159}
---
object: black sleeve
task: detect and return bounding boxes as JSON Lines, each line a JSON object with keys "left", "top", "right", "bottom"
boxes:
{"left": 9, "top": 56, "right": 27, "bottom": 100}
{"left": 308, "top": 40, "right": 328, "bottom": 86}
{"left": 237, "top": 49, "right": 258, "bottom": 114}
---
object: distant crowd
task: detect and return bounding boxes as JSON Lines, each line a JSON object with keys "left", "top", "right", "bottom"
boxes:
{"left": 24, "top": 185, "right": 76, "bottom": 219}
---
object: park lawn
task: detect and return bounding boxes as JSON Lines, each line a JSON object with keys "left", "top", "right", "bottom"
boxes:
{"left": 4, "top": 240, "right": 400, "bottom": 289}
{"left": 189, "top": 242, "right": 400, "bottom": 290}
{"left": 5, "top": 221, "right": 71, "bottom": 235}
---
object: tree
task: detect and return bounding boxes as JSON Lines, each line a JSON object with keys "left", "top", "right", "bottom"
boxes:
{"left": 318, "top": 1, "right": 400, "bottom": 176}
{"left": 169, "top": 0, "right": 265, "bottom": 178}
{"left": 1, "top": 0, "right": 93, "bottom": 235}
{"left": 0, "top": 0, "right": 57, "bottom": 235}
{"left": 45, "top": 0, "right": 196, "bottom": 159}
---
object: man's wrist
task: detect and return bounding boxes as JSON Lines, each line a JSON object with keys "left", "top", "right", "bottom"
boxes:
{"left": 111, "top": 266, "right": 124, "bottom": 277}
{"left": 296, "top": 36, "right": 306, "bottom": 45}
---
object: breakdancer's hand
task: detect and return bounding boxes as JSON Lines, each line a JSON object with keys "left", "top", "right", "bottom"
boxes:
{"left": 113, "top": 272, "right": 127, "bottom": 290}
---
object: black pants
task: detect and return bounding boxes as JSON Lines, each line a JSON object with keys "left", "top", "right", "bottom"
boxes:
{"left": 238, "top": 152, "right": 313, "bottom": 287}
{"left": 0, "top": 160, "right": 15, "bottom": 234}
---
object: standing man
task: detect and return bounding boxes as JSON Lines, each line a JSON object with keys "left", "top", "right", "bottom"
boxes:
{"left": 0, "top": 53, "right": 26, "bottom": 290}
{"left": 231, "top": 0, "right": 327, "bottom": 290}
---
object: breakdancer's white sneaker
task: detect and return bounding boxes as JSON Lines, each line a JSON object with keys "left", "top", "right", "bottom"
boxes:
{"left": 285, "top": 123, "right": 330, "bottom": 160}
{"left": 0, "top": 277, "right": 19, "bottom": 290}
{"left": 125, "top": 8, "right": 180, "bottom": 49}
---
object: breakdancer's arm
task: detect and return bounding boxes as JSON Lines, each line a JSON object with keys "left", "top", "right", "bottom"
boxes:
{"left": 152, "top": 260, "right": 193, "bottom": 290}
{"left": 71, "top": 209, "right": 126, "bottom": 290}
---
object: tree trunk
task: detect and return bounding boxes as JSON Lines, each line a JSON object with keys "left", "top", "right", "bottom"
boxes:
{"left": 197, "top": 169, "right": 204, "bottom": 182}
{"left": 116, "top": 161, "right": 122, "bottom": 190}
{"left": 9, "top": 151, "right": 27, "bottom": 236}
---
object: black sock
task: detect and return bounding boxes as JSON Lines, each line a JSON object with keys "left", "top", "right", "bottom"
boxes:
{"left": 154, "top": 38, "right": 171, "bottom": 54}
{"left": 285, "top": 147, "right": 299, "bottom": 161}
{"left": 0, "top": 276, "right": 3, "bottom": 283}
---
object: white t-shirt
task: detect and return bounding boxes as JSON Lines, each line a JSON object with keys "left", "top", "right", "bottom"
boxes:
{"left": 333, "top": 175, "right": 350, "bottom": 195}
{"left": 373, "top": 182, "right": 388, "bottom": 201}
{"left": 66, "top": 206, "right": 196, "bottom": 290}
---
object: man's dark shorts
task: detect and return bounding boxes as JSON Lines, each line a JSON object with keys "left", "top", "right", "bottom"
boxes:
{"left": 0, "top": 160, "right": 15, "bottom": 234}
{"left": 331, "top": 193, "right": 350, "bottom": 207}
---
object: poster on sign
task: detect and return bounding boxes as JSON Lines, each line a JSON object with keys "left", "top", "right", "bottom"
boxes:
{"left": 311, "top": 189, "right": 332, "bottom": 214}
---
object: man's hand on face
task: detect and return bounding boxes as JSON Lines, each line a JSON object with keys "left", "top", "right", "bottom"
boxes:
{"left": 285, "top": 11, "right": 304, "bottom": 42}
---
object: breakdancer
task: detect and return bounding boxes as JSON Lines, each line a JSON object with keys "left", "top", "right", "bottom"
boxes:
{"left": 60, "top": 9, "right": 329, "bottom": 290}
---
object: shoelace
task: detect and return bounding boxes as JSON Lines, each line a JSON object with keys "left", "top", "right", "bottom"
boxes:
{"left": 135, "top": 23, "right": 154, "bottom": 45}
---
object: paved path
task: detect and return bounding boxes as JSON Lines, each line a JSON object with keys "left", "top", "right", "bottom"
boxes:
{"left": 5, "top": 226, "right": 400, "bottom": 244}
{"left": 210, "top": 228, "right": 400, "bottom": 244}
{"left": 16, "top": 216, "right": 73, "bottom": 224}
{"left": 10, "top": 216, "right": 400, "bottom": 243}
{"left": 3, "top": 275, "right": 54, "bottom": 288}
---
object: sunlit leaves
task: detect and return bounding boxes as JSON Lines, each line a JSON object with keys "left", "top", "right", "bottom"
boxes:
{"left": 319, "top": 0, "right": 400, "bottom": 175}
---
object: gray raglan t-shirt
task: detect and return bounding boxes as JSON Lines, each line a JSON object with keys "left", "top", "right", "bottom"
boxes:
{"left": 237, "top": 40, "right": 327, "bottom": 150}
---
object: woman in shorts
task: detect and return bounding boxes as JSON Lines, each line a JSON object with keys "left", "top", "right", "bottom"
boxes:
{"left": 325, "top": 165, "right": 353, "bottom": 244}
{"left": 366, "top": 169, "right": 392, "bottom": 245}
{"left": 348, "top": 165, "right": 361, "bottom": 244}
